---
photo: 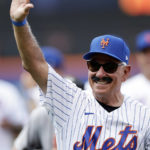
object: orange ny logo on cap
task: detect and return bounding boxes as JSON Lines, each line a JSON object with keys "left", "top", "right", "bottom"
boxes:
{"left": 101, "top": 38, "right": 109, "bottom": 48}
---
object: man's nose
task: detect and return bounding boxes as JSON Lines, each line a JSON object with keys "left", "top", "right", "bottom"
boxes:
{"left": 95, "top": 66, "right": 106, "bottom": 78}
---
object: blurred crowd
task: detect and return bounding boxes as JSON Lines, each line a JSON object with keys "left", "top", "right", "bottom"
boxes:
{"left": 1, "top": 5, "right": 150, "bottom": 147}
{"left": 2, "top": 29, "right": 150, "bottom": 149}
{"left": 1, "top": 46, "right": 84, "bottom": 150}
{"left": 0, "top": 0, "right": 150, "bottom": 149}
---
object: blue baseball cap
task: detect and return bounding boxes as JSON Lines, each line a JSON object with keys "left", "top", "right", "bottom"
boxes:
{"left": 41, "top": 46, "right": 64, "bottom": 68}
{"left": 83, "top": 35, "right": 130, "bottom": 64}
{"left": 136, "top": 30, "right": 150, "bottom": 51}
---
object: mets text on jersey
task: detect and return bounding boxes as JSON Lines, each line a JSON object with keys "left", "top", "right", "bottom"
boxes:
{"left": 74, "top": 125, "right": 137, "bottom": 150}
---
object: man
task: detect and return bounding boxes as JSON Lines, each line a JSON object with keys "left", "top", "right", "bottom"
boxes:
{"left": 12, "top": 46, "right": 84, "bottom": 150}
{"left": 10, "top": 0, "right": 150, "bottom": 149}
{"left": 0, "top": 79, "right": 28, "bottom": 150}
{"left": 121, "top": 30, "right": 150, "bottom": 107}
{"left": 12, "top": 46, "right": 64, "bottom": 150}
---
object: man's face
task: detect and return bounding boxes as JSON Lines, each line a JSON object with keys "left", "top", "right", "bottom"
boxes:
{"left": 87, "top": 54, "right": 130, "bottom": 100}
{"left": 136, "top": 48, "right": 150, "bottom": 78}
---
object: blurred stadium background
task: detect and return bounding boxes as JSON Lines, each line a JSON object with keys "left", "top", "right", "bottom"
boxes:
{"left": 0, "top": 0, "right": 150, "bottom": 84}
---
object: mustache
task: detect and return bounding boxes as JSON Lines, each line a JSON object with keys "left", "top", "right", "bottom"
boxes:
{"left": 91, "top": 76, "right": 113, "bottom": 83}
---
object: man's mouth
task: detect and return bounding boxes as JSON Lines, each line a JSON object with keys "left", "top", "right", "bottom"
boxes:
{"left": 91, "top": 76, "right": 113, "bottom": 84}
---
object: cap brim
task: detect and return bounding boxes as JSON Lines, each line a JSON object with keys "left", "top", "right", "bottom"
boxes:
{"left": 83, "top": 51, "right": 123, "bottom": 62}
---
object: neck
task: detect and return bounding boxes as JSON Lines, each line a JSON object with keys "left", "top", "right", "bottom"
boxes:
{"left": 95, "top": 92, "right": 124, "bottom": 107}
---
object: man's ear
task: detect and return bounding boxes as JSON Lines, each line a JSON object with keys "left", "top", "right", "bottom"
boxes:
{"left": 122, "top": 65, "right": 131, "bottom": 82}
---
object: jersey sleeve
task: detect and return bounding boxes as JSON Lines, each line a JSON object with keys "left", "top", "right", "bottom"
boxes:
{"left": 14, "top": 107, "right": 53, "bottom": 150}
{"left": 39, "top": 65, "right": 82, "bottom": 130}
{"left": 14, "top": 108, "right": 40, "bottom": 150}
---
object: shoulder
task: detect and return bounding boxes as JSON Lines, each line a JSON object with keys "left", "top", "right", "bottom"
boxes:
{"left": 0, "top": 80, "right": 18, "bottom": 92}
{"left": 121, "top": 73, "right": 146, "bottom": 94}
{"left": 123, "top": 73, "right": 143, "bottom": 86}
{"left": 0, "top": 80, "right": 25, "bottom": 106}
{"left": 124, "top": 95, "right": 150, "bottom": 112}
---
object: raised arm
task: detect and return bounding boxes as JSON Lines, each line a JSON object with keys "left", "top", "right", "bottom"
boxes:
{"left": 10, "top": 0, "right": 48, "bottom": 93}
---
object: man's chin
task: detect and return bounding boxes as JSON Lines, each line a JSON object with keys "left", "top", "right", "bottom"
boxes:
{"left": 93, "top": 88, "right": 109, "bottom": 97}
{"left": 93, "top": 93, "right": 107, "bottom": 102}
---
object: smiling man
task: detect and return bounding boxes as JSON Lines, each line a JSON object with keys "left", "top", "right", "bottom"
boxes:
{"left": 10, "top": 0, "right": 150, "bottom": 149}
{"left": 84, "top": 35, "right": 130, "bottom": 108}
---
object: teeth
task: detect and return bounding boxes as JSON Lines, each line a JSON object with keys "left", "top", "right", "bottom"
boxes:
{"left": 96, "top": 81, "right": 108, "bottom": 84}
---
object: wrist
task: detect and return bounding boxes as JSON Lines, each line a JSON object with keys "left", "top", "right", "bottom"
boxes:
{"left": 11, "top": 18, "right": 27, "bottom": 27}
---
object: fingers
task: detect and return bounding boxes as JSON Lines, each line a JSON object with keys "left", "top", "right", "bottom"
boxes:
{"left": 24, "top": 3, "right": 34, "bottom": 13}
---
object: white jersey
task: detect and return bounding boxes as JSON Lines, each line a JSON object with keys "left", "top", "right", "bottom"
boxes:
{"left": 40, "top": 65, "right": 150, "bottom": 150}
{"left": 121, "top": 73, "right": 150, "bottom": 107}
{"left": 14, "top": 106, "right": 53, "bottom": 150}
